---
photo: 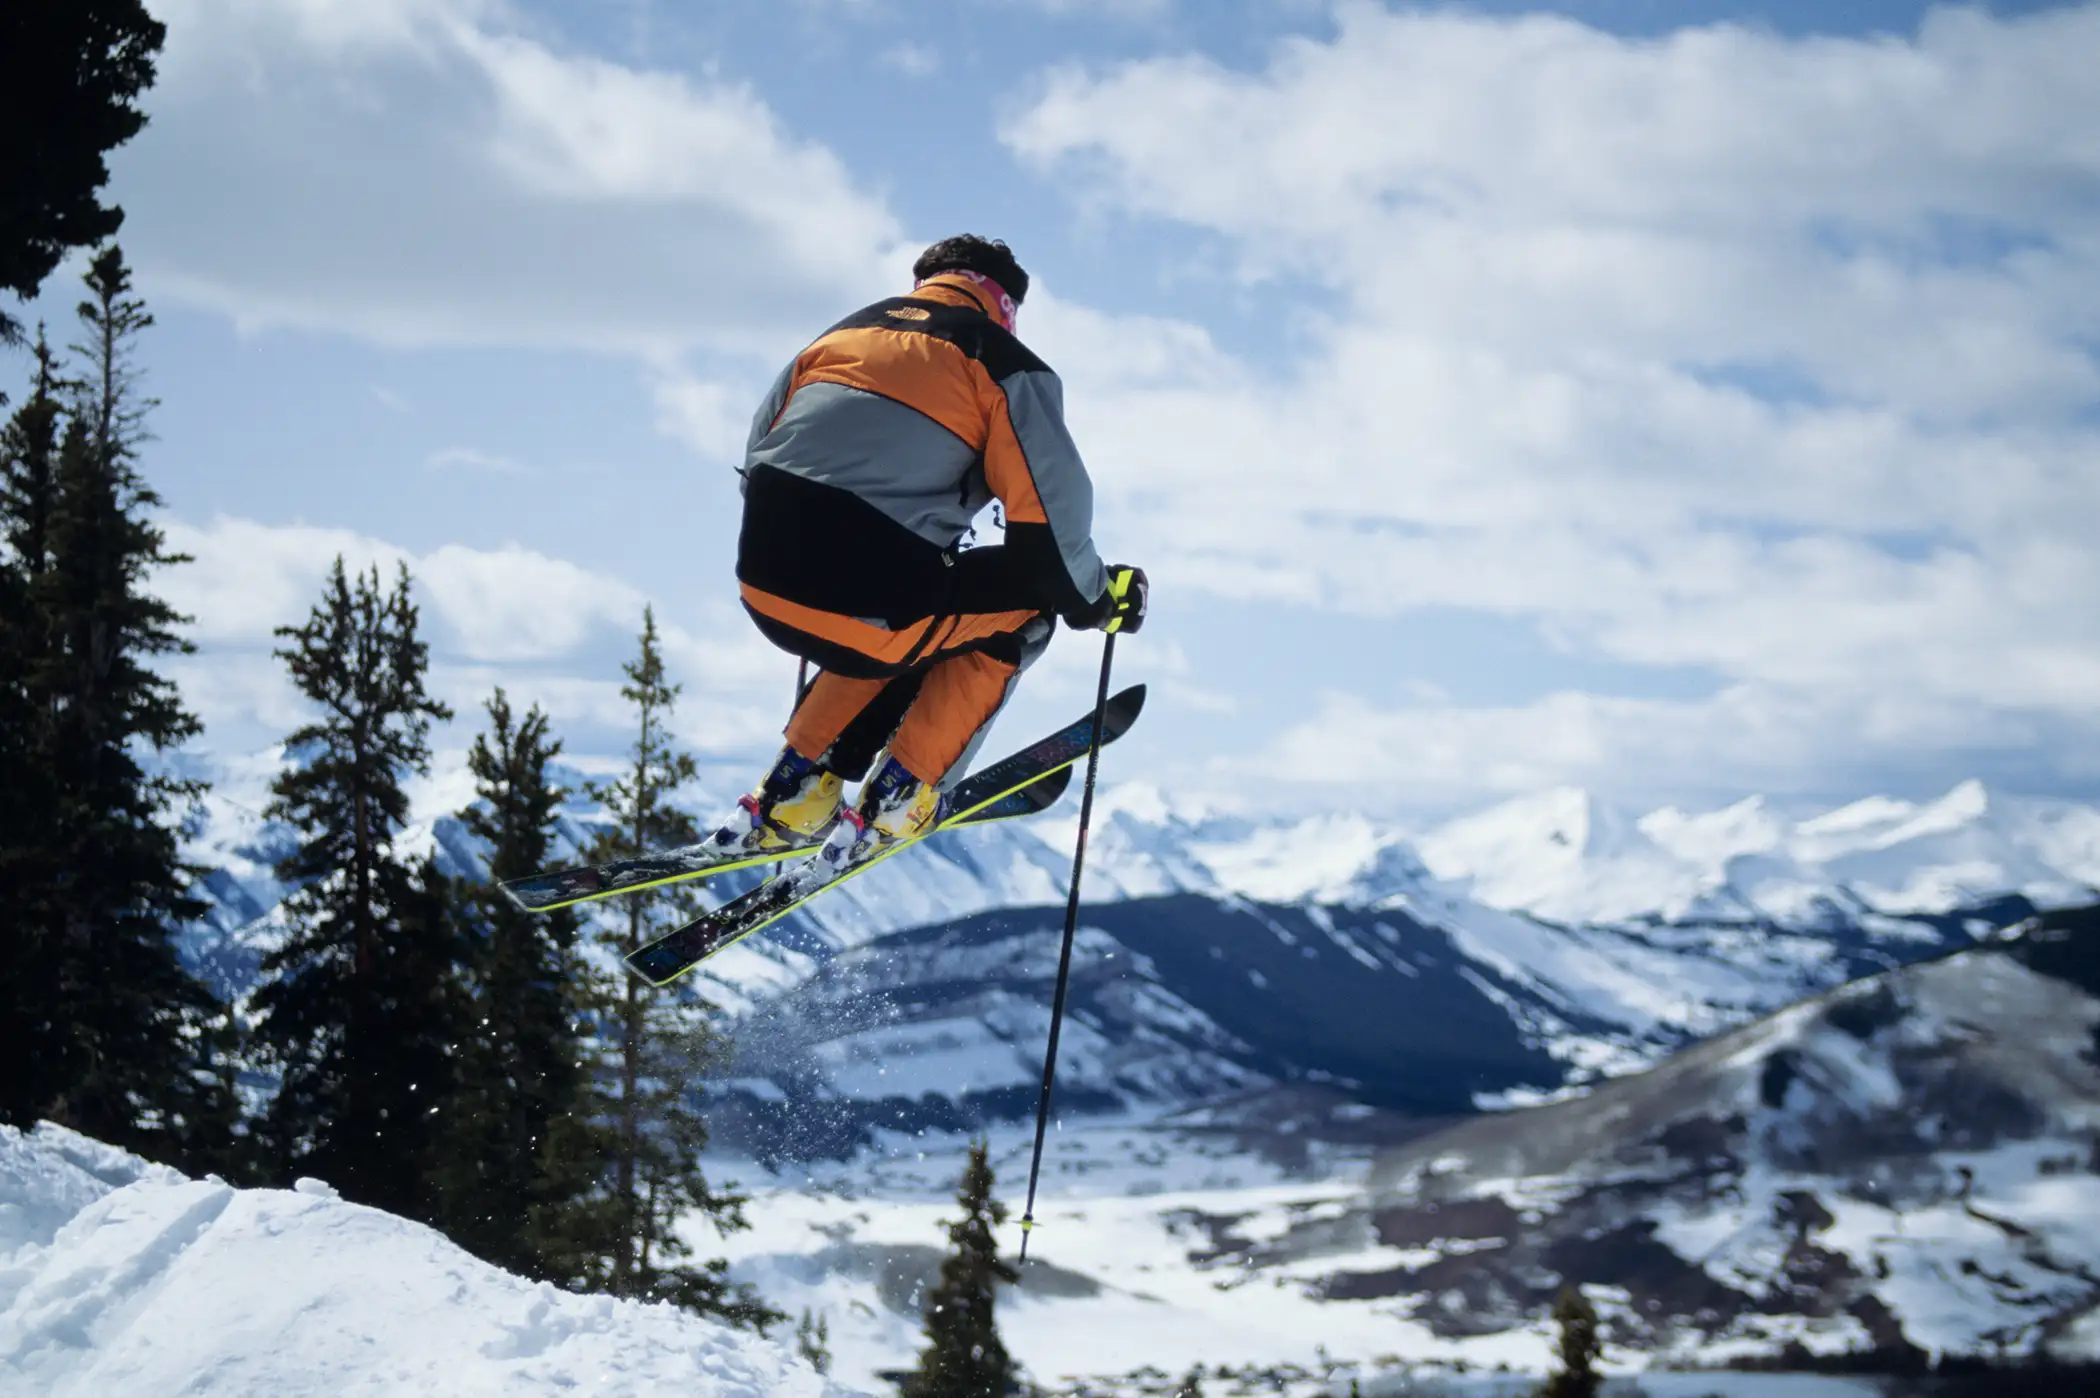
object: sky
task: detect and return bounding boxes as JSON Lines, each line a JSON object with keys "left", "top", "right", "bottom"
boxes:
{"left": 8, "top": 0, "right": 2100, "bottom": 822}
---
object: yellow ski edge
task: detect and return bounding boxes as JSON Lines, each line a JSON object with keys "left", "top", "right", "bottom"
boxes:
{"left": 504, "top": 846, "right": 800, "bottom": 914}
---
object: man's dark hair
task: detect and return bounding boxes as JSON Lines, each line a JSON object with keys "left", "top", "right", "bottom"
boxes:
{"left": 912, "top": 236, "right": 1029, "bottom": 304}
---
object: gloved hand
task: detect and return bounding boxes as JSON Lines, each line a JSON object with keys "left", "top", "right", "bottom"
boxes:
{"left": 1085, "top": 564, "right": 1146, "bottom": 635}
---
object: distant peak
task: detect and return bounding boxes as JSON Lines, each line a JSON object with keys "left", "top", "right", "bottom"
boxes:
{"left": 1934, "top": 778, "right": 1990, "bottom": 817}
{"left": 1416, "top": 786, "right": 1599, "bottom": 874}
{"left": 1638, "top": 793, "right": 1782, "bottom": 866}
{"left": 1798, "top": 793, "right": 1918, "bottom": 836}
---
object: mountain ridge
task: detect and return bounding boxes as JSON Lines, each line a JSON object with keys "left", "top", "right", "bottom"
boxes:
{"left": 174, "top": 755, "right": 2098, "bottom": 1156}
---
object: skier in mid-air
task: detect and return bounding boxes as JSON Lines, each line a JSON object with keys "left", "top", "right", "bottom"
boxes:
{"left": 705, "top": 235, "right": 1146, "bottom": 869}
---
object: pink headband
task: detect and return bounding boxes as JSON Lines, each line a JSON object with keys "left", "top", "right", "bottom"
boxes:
{"left": 916, "top": 268, "right": 1019, "bottom": 333}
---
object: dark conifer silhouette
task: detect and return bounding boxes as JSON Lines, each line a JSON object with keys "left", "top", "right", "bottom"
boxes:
{"left": 436, "top": 689, "right": 612, "bottom": 1281}
{"left": 1536, "top": 1284, "right": 1602, "bottom": 1398}
{"left": 903, "top": 1139, "right": 1019, "bottom": 1398}
{"left": 1, "top": 4, "right": 165, "bottom": 343}
{"left": 252, "top": 557, "right": 464, "bottom": 1219}
{"left": 1, "top": 330, "right": 63, "bottom": 564}
{"left": 0, "top": 253, "right": 232, "bottom": 1165}
{"left": 795, "top": 1308, "right": 833, "bottom": 1376}
{"left": 0, "top": 332, "right": 67, "bottom": 1126}
{"left": 582, "top": 608, "right": 778, "bottom": 1330}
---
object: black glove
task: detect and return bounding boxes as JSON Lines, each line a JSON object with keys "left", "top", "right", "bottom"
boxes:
{"left": 1079, "top": 564, "right": 1146, "bottom": 635}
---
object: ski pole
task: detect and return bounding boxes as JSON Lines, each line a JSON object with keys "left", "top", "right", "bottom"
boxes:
{"left": 1017, "top": 629, "right": 1117, "bottom": 1264}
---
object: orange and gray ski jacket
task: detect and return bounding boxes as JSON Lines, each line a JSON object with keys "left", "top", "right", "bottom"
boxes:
{"left": 736, "top": 274, "right": 1109, "bottom": 659}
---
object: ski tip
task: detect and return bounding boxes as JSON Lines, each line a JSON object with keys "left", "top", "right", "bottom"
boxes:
{"left": 498, "top": 880, "right": 564, "bottom": 914}
{"left": 1107, "top": 682, "right": 1146, "bottom": 730}
{"left": 498, "top": 868, "right": 598, "bottom": 913}
{"left": 623, "top": 945, "right": 684, "bottom": 988}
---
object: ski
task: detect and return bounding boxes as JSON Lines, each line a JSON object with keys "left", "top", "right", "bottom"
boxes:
{"left": 624, "top": 683, "right": 1147, "bottom": 987}
{"left": 502, "top": 764, "right": 1074, "bottom": 915}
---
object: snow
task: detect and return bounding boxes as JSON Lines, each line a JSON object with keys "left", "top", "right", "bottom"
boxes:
{"left": 0, "top": 1123, "right": 857, "bottom": 1398}
{"left": 1192, "top": 812, "right": 1396, "bottom": 905}
{"left": 1406, "top": 779, "right": 2098, "bottom": 927}
{"left": 701, "top": 1114, "right": 1942, "bottom": 1393}
{"left": 1639, "top": 796, "right": 1785, "bottom": 868}
{"left": 712, "top": 1124, "right": 1570, "bottom": 1393}
{"left": 1647, "top": 1140, "right": 2100, "bottom": 1360}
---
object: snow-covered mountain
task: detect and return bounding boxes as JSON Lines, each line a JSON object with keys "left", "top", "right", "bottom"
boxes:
{"left": 1184, "top": 905, "right": 2100, "bottom": 1366}
{"left": 693, "top": 909, "right": 2100, "bottom": 1387}
{"left": 144, "top": 759, "right": 2100, "bottom": 1386}
{"left": 694, "top": 777, "right": 2095, "bottom": 1153}
{"left": 711, "top": 910, "right": 2100, "bottom": 1388}
{"left": 0, "top": 1121, "right": 851, "bottom": 1397}
{"left": 177, "top": 763, "right": 2100, "bottom": 1156}
{"left": 182, "top": 761, "right": 2100, "bottom": 970}
{"left": 1414, "top": 780, "right": 2100, "bottom": 926}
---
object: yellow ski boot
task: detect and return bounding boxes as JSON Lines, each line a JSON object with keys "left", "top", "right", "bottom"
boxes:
{"left": 708, "top": 746, "right": 843, "bottom": 856}
{"left": 819, "top": 753, "right": 942, "bottom": 867}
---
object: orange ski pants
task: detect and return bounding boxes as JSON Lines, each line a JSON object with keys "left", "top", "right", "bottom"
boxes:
{"left": 744, "top": 582, "right": 1046, "bottom": 788}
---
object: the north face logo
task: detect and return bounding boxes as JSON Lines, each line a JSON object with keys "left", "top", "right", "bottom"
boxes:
{"left": 886, "top": 307, "right": 932, "bottom": 320}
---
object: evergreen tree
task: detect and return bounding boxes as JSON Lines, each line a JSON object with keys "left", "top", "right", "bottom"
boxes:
{"left": 0, "top": 331, "right": 67, "bottom": 1127}
{"left": 252, "top": 557, "right": 464, "bottom": 1219}
{"left": 795, "top": 1308, "right": 833, "bottom": 1376}
{"left": 2, "top": 2, "right": 166, "bottom": 343}
{"left": 0, "top": 253, "right": 233, "bottom": 1167}
{"left": 1535, "top": 1285, "right": 1602, "bottom": 1398}
{"left": 903, "top": 1140, "right": 1019, "bottom": 1398}
{"left": 436, "top": 688, "right": 612, "bottom": 1280}
{"left": 1, "top": 329, "right": 63, "bottom": 564}
{"left": 583, "top": 608, "right": 779, "bottom": 1331}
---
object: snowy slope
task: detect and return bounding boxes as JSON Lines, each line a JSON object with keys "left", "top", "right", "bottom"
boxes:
{"left": 716, "top": 1122, "right": 1902, "bottom": 1396}
{"left": 710, "top": 890, "right": 2038, "bottom": 1162}
{"left": 685, "top": 776, "right": 2093, "bottom": 1071}
{"left": 707, "top": 912, "right": 2100, "bottom": 1388}
{"left": 621, "top": 776, "right": 2100, "bottom": 1017}
{"left": 0, "top": 1122, "right": 856, "bottom": 1398}
{"left": 1213, "top": 908, "right": 2100, "bottom": 1364}
{"left": 1415, "top": 780, "right": 2100, "bottom": 926}
{"left": 142, "top": 745, "right": 2100, "bottom": 1387}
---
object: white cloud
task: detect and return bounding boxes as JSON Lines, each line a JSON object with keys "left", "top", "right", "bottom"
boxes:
{"left": 650, "top": 368, "right": 762, "bottom": 464}
{"left": 156, "top": 516, "right": 789, "bottom": 756}
{"left": 1229, "top": 683, "right": 2099, "bottom": 813}
{"left": 158, "top": 516, "right": 656, "bottom": 665}
{"left": 106, "top": 1, "right": 2100, "bottom": 810}
{"left": 415, "top": 542, "right": 646, "bottom": 661}
{"left": 123, "top": 0, "right": 906, "bottom": 358}
{"left": 1003, "top": 4, "right": 2100, "bottom": 798}
{"left": 159, "top": 517, "right": 408, "bottom": 646}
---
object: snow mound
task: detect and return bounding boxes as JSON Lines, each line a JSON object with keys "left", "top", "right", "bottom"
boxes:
{"left": 0, "top": 1123, "right": 859, "bottom": 1398}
